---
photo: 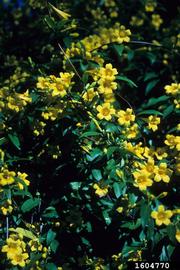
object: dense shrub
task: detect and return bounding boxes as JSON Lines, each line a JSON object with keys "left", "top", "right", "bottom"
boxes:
{"left": 0, "top": 0, "right": 180, "bottom": 269}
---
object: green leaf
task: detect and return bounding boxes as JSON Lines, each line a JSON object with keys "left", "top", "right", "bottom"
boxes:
{"left": 102, "top": 210, "right": 111, "bottom": 225}
{"left": 117, "top": 76, "right": 137, "bottom": 88}
{"left": 145, "top": 79, "right": 159, "bottom": 95}
{"left": 113, "top": 182, "right": 122, "bottom": 198}
{"left": 140, "top": 201, "right": 151, "bottom": 228}
{"left": 143, "top": 95, "right": 169, "bottom": 108}
{"left": 21, "top": 198, "right": 40, "bottom": 213}
{"left": 80, "top": 131, "right": 101, "bottom": 138}
{"left": 45, "top": 263, "right": 57, "bottom": 270}
{"left": 47, "top": 229, "right": 56, "bottom": 245}
{"left": 86, "top": 148, "right": 102, "bottom": 162}
{"left": 0, "top": 137, "right": 7, "bottom": 146}
{"left": 163, "top": 104, "right": 174, "bottom": 118}
{"left": 8, "top": 133, "right": 21, "bottom": 150}
{"left": 44, "top": 16, "right": 55, "bottom": 29}
{"left": 137, "top": 109, "right": 163, "bottom": 116}
{"left": 106, "top": 146, "right": 118, "bottom": 158}
{"left": 121, "top": 219, "right": 141, "bottom": 230}
{"left": 144, "top": 72, "right": 158, "bottom": 82}
{"left": 113, "top": 44, "right": 124, "bottom": 57}
{"left": 70, "top": 181, "right": 81, "bottom": 190}
{"left": 160, "top": 246, "right": 168, "bottom": 261}
{"left": 92, "top": 169, "right": 102, "bottom": 181}
{"left": 166, "top": 224, "right": 176, "bottom": 242}
{"left": 50, "top": 239, "right": 59, "bottom": 253}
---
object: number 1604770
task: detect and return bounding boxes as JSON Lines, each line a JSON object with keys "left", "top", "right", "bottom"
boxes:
{"left": 135, "top": 262, "right": 170, "bottom": 269}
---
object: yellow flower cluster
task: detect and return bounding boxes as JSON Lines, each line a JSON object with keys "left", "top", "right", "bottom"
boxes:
{"left": 1, "top": 231, "right": 48, "bottom": 268}
{"left": 151, "top": 14, "right": 163, "bottom": 30}
{"left": 64, "top": 23, "right": 131, "bottom": 65}
{"left": 2, "top": 234, "right": 29, "bottom": 267}
{"left": 0, "top": 89, "right": 32, "bottom": 113}
{"left": 36, "top": 72, "right": 74, "bottom": 98}
{"left": 0, "top": 168, "right": 30, "bottom": 192}
{"left": 133, "top": 156, "right": 172, "bottom": 190}
{"left": 164, "top": 82, "right": 180, "bottom": 96}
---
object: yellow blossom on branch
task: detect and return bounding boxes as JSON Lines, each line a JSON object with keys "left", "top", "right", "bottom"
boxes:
{"left": 164, "top": 83, "right": 180, "bottom": 96}
{"left": 147, "top": 115, "right": 161, "bottom": 131}
{"left": 151, "top": 205, "right": 173, "bottom": 226}
{"left": 154, "top": 163, "right": 172, "bottom": 183}
{"left": 96, "top": 103, "right": 115, "bottom": 120}
{"left": 133, "top": 170, "right": 153, "bottom": 190}
{"left": 117, "top": 108, "right": 135, "bottom": 126}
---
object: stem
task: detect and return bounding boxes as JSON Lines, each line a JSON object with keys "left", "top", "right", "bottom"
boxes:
{"left": 6, "top": 216, "right": 9, "bottom": 239}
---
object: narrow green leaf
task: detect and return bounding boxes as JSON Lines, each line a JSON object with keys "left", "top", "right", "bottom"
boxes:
{"left": 145, "top": 79, "right": 159, "bottom": 95}
{"left": 80, "top": 131, "right": 101, "bottom": 138}
{"left": 137, "top": 109, "right": 163, "bottom": 116}
{"left": 144, "top": 72, "right": 158, "bottom": 82}
{"left": 117, "top": 76, "right": 137, "bottom": 88}
{"left": 8, "top": 133, "right": 21, "bottom": 150}
{"left": 163, "top": 104, "right": 174, "bottom": 118}
{"left": 143, "top": 95, "right": 169, "bottom": 108}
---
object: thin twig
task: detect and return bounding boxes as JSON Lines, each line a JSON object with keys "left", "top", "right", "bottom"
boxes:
{"left": 58, "top": 42, "right": 82, "bottom": 80}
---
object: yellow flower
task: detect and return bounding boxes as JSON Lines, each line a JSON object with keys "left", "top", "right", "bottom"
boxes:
{"left": 130, "top": 16, "right": 144, "bottom": 26}
{"left": 122, "top": 123, "right": 139, "bottom": 139}
{"left": 139, "top": 158, "right": 155, "bottom": 175}
{"left": 145, "top": 0, "right": 157, "bottom": 12}
{"left": 164, "top": 83, "right": 180, "bottom": 96}
{"left": 117, "top": 25, "right": 131, "bottom": 43}
{"left": 1, "top": 199, "right": 13, "bottom": 215}
{"left": 93, "top": 183, "right": 108, "bottom": 197}
{"left": 151, "top": 205, "right": 173, "bottom": 226}
{"left": 96, "top": 103, "right": 115, "bottom": 120}
{"left": 0, "top": 169, "right": 16, "bottom": 186}
{"left": 133, "top": 170, "right": 153, "bottom": 190}
{"left": 98, "top": 78, "right": 117, "bottom": 94}
{"left": 36, "top": 77, "right": 50, "bottom": 89}
{"left": 103, "top": 92, "right": 116, "bottom": 103}
{"left": 147, "top": 115, "right": 161, "bottom": 131}
{"left": 175, "top": 230, "right": 180, "bottom": 243}
{"left": 154, "top": 147, "right": 168, "bottom": 160}
{"left": 82, "top": 88, "right": 97, "bottom": 102}
{"left": 17, "top": 172, "right": 30, "bottom": 190}
{"left": 164, "top": 134, "right": 180, "bottom": 150}
{"left": 116, "top": 207, "right": 123, "bottom": 213}
{"left": 124, "top": 142, "right": 144, "bottom": 159}
{"left": 10, "top": 251, "right": 29, "bottom": 267}
{"left": 2, "top": 237, "right": 23, "bottom": 259}
{"left": 99, "top": 63, "right": 118, "bottom": 80}
{"left": 154, "top": 163, "right": 172, "bottom": 183}
{"left": 151, "top": 14, "right": 163, "bottom": 30}
{"left": 117, "top": 108, "right": 135, "bottom": 126}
